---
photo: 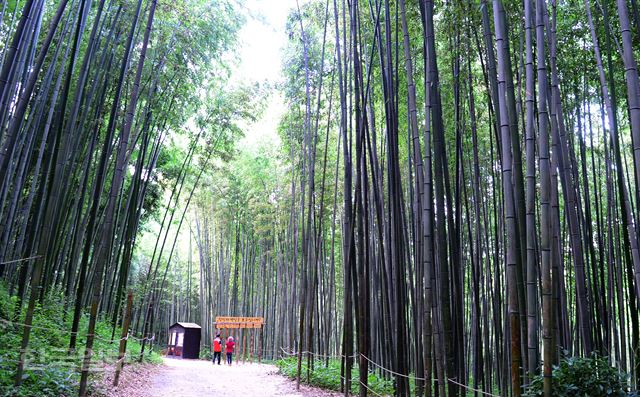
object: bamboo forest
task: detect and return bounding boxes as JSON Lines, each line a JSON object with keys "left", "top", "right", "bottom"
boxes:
{"left": 0, "top": 0, "right": 639, "bottom": 395}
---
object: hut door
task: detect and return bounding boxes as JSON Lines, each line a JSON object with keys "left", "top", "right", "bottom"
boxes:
{"left": 169, "top": 332, "right": 177, "bottom": 356}
{"left": 176, "top": 332, "right": 184, "bottom": 356}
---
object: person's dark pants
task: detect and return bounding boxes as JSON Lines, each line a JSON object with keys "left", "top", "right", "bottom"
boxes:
{"left": 226, "top": 352, "right": 233, "bottom": 365}
{"left": 213, "top": 351, "right": 221, "bottom": 364}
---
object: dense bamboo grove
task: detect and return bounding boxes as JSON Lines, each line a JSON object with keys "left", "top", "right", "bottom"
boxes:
{"left": 1, "top": 0, "right": 640, "bottom": 396}
{"left": 191, "top": 0, "right": 640, "bottom": 396}
{"left": 0, "top": 0, "right": 248, "bottom": 394}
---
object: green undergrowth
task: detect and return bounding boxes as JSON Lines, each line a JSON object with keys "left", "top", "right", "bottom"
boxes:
{"left": 276, "top": 356, "right": 395, "bottom": 396}
{"left": 524, "top": 355, "right": 637, "bottom": 397}
{"left": 0, "top": 283, "right": 162, "bottom": 397}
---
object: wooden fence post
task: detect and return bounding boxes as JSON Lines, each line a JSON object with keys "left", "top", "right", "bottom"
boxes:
{"left": 113, "top": 290, "right": 133, "bottom": 386}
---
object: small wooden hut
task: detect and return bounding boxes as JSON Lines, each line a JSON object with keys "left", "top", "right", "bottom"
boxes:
{"left": 167, "top": 322, "right": 201, "bottom": 359}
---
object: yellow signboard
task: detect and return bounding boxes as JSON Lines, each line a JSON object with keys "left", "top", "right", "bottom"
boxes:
{"left": 215, "top": 316, "right": 264, "bottom": 329}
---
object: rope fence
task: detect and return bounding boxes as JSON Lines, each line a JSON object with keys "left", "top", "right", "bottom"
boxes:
{"left": 279, "top": 347, "right": 356, "bottom": 360}
{"left": 446, "top": 377, "right": 501, "bottom": 397}
{"left": 0, "top": 317, "right": 151, "bottom": 343}
{"left": 360, "top": 353, "right": 425, "bottom": 381}
{"left": 278, "top": 348, "right": 501, "bottom": 397}
{"left": 339, "top": 373, "right": 386, "bottom": 397}
{"left": 0, "top": 347, "right": 154, "bottom": 371}
{"left": 0, "top": 255, "right": 42, "bottom": 266}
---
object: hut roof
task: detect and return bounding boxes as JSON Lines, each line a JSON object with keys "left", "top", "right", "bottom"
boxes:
{"left": 170, "top": 322, "right": 201, "bottom": 329}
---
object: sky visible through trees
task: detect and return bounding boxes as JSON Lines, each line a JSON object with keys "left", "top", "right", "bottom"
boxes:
{"left": 0, "top": 0, "right": 640, "bottom": 396}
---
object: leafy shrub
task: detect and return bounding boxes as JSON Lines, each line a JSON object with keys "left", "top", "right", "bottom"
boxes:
{"left": 200, "top": 347, "right": 213, "bottom": 361}
{"left": 1, "top": 366, "right": 77, "bottom": 397}
{"left": 524, "top": 355, "right": 635, "bottom": 397}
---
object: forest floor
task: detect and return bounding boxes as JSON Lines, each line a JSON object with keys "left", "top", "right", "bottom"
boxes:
{"left": 103, "top": 357, "right": 341, "bottom": 397}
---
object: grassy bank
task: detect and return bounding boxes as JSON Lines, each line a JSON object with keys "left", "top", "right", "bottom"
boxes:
{"left": 0, "top": 283, "right": 162, "bottom": 397}
{"left": 276, "top": 356, "right": 395, "bottom": 396}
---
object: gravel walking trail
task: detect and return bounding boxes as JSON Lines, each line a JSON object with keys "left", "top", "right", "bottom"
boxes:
{"left": 106, "top": 357, "right": 340, "bottom": 397}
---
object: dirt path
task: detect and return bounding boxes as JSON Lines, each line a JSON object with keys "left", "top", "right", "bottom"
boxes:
{"left": 129, "top": 358, "right": 340, "bottom": 397}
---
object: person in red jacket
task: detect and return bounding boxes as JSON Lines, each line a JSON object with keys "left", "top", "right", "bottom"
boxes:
{"left": 225, "top": 336, "right": 235, "bottom": 365}
{"left": 212, "top": 334, "right": 222, "bottom": 365}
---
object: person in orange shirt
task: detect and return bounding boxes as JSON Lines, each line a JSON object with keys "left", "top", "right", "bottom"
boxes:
{"left": 212, "top": 334, "right": 222, "bottom": 365}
